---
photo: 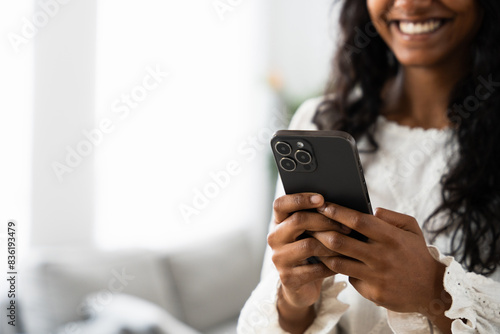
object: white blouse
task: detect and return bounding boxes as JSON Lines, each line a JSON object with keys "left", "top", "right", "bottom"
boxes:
{"left": 237, "top": 97, "right": 500, "bottom": 334}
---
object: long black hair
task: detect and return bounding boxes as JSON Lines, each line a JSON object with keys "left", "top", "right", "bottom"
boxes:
{"left": 314, "top": 0, "right": 500, "bottom": 275}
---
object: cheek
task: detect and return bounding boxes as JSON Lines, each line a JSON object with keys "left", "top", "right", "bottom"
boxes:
{"left": 444, "top": 0, "right": 483, "bottom": 32}
{"left": 442, "top": 0, "right": 477, "bottom": 11}
{"left": 370, "top": 19, "right": 391, "bottom": 49}
{"left": 452, "top": 11, "right": 483, "bottom": 48}
{"left": 366, "top": 0, "right": 391, "bottom": 40}
{"left": 366, "top": 0, "right": 385, "bottom": 21}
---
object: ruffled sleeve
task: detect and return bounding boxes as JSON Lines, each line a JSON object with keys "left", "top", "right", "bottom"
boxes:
{"left": 304, "top": 278, "right": 350, "bottom": 334}
{"left": 387, "top": 245, "right": 500, "bottom": 333}
{"left": 236, "top": 271, "right": 287, "bottom": 334}
{"left": 237, "top": 271, "right": 350, "bottom": 334}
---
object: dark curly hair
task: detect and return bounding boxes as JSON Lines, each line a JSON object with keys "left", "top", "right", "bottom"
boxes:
{"left": 313, "top": 0, "right": 500, "bottom": 275}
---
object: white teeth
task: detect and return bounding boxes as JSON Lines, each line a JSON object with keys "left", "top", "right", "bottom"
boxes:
{"left": 399, "top": 19, "right": 442, "bottom": 35}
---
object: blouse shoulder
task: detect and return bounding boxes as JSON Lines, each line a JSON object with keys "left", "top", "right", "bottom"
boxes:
{"left": 288, "top": 96, "right": 323, "bottom": 130}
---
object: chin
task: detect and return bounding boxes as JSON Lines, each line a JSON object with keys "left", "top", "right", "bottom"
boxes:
{"left": 393, "top": 51, "right": 447, "bottom": 68}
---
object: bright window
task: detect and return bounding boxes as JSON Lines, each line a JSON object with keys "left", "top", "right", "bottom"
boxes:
{"left": 94, "top": 0, "right": 274, "bottom": 249}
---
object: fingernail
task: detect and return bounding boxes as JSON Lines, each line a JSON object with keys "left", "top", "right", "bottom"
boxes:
{"left": 317, "top": 204, "right": 326, "bottom": 212}
{"left": 311, "top": 194, "right": 322, "bottom": 204}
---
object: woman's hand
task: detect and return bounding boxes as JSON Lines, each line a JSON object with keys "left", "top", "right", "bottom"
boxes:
{"left": 268, "top": 193, "right": 351, "bottom": 333}
{"left": 312, "top": 203, "right": 452, "bottom": 332}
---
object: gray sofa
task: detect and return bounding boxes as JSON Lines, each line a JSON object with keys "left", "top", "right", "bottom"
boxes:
{"left": 4, "top": 230, "right": 261, "bottom": 334}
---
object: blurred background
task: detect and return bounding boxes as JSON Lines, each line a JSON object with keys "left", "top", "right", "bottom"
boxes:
{"left": 0, "top": 0, "right": 338, "bottom": 333}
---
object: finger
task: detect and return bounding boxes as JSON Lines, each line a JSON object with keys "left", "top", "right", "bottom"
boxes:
{"left": 310, "top": 230, "right": 370, "bottom": 262}
{"left": 318, "top": 255, "right": 367, "bottom": 280}
{"left": 317, "top": 202, "right": 390, "bottom": 241}
{"left": 280, "top": 262, "right": 334, "bottom": 290}
{"left": 270, "top": 211, "right": 352, "bottom": 246}
{"left": 274, "top": 193, "right": 324, "bottom": 223}
{"left": 373, "top": 207, "right": 422, "bottom": 236}
{"left": 272, "top": 237, "right": 340, "bottom": 268}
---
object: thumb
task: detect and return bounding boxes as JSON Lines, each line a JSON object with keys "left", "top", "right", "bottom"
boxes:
{"left": 373, "top": 207, "right": 423, "bottom": 236}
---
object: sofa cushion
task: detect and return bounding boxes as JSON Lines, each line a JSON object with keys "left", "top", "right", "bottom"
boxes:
{"left": 21, "top": 249, "right": 182, "bottom": 334}
{"left": 166, "top": 230, "right": 259, "bottom": 331}
{"left": 55, "top": 293, "right": 200, "bottom": 334}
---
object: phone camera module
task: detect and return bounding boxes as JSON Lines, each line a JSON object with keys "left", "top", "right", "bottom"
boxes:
{"left": 279, "top": 157, "right": 296, "bottom": 172}
{"left": 295, "top": 150, "right": 312, "bottom": 165}
{"left": 275, "top": 142, "right": 292, "bottom": 156}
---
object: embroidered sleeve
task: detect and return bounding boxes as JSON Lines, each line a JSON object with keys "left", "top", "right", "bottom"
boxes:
{"left": 387, "top": 245, "right": 500, "bottom": 333}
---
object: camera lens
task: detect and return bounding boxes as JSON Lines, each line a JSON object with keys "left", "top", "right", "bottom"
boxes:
{"left": 275, "top": 142, "right": 292, "bottom": 156}
{"left": 279, "top": 157, "right": 296, "bottom": 172}
{"left": 295, "top": 150, "right": 312, "bottom": 164}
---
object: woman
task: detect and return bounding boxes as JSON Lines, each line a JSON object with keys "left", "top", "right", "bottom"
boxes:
{"left": 238, "top": 0, "right": 500, "bottom": 333}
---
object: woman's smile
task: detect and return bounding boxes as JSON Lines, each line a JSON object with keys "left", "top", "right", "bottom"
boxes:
{"left": 394, "top": 18, "right": 449, "bottom": 36}
{"left": 368, "top": 0, "right": 483, "bottom": 67}
{"left": 397, "top": 19, "right": 443, "bottom": 35}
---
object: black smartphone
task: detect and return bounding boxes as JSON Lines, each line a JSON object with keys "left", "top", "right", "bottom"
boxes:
{"left": 270, "top": 130, "right": 372, "bottom": 242}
